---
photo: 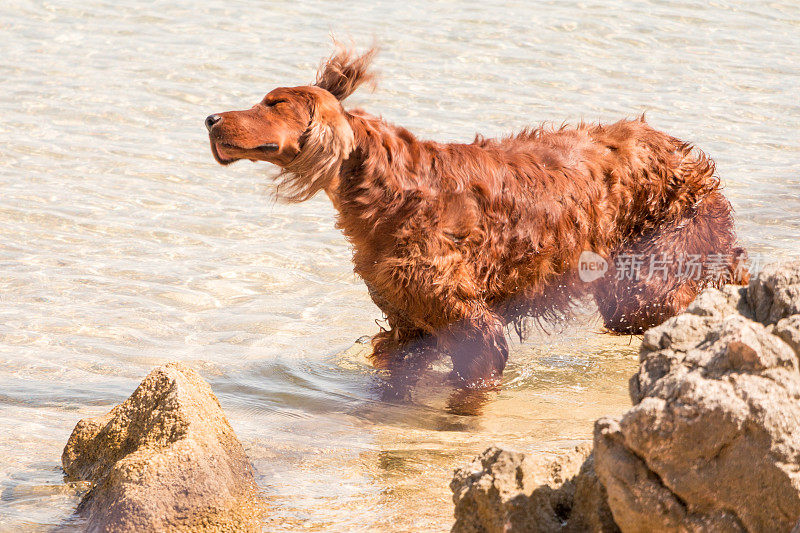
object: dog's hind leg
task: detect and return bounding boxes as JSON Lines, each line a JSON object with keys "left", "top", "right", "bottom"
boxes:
{"left": 593, "top": 191, "right": 748, "bottom": 334}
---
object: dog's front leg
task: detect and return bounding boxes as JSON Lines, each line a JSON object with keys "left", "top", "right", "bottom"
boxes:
{"left": 442, "top": 310, "right": 508, "bottom": 387}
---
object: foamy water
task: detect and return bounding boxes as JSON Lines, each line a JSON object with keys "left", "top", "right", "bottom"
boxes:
{"left": 1, "top": 0, "right": 798, "bottom": 530}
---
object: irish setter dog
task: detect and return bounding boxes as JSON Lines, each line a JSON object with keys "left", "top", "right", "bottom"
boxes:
{"left": 206, "top": 47, "right": 747, "bottom": 387}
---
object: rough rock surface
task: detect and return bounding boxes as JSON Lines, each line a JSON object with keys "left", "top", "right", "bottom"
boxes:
{"left": 450, "top": 444, "right": 618, "bottom": 533}
{"left": 452, "top": 261, "right": 800, "bottom": 533}
{"left": 62, "top": 362, "right": 263, "bottom": 532}
{"left": 597, "top": 261, "right": 800, "bottom": 532}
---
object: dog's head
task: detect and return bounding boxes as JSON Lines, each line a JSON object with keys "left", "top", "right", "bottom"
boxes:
{"left": 206, "top": 47, "right": 376, "bottom": 201}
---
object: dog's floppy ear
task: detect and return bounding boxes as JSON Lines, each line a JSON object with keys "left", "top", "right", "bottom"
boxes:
{"left": 275, "top": 91, "right": 355, "bottom": 202}
{"left": 315, "top": 45, "right": 377, "bottom": 101}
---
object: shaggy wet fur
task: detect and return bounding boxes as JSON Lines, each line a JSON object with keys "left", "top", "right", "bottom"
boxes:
{"left": 206, "top": 47, "right": 748, "bottom": 387}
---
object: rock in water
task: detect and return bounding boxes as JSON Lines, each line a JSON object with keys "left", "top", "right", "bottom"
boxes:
{"left": 596, "top": 261, "right": 800, "bottom": 532}
{"left": 450, "top": 445, "right": 618, "bottom": 533}
{"left": 451, "top": 261, "right": 800, "bottom": 532}
{"left": 62, "top": 362, "right": 263, "bottom": 532}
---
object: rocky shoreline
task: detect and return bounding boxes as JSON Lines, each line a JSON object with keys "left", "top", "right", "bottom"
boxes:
{"left": 58, "top": 262, "right": 800, "bottom": 531}
{"left": 452, "top": 261, "right": 800, "bottom": 533}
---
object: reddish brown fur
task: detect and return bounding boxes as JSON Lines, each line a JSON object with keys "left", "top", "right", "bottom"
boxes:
{"left": 207, "top": 47, "right": 748, "bottom": 387}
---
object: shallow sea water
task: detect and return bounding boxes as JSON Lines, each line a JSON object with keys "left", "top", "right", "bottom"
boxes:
{"left": 1, "top": 0, "right": 798, "bottom": 530}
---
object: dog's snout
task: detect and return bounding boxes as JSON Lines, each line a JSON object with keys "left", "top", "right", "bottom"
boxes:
{"left": 205, "top": 114, "right": 222, "bottom": 132}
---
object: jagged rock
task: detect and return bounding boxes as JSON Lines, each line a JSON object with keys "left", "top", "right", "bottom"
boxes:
{"left": 563, "top": 454, "right": 619, "bottom": 533}
{"left": 596, "top": 262, "right": 800, "bottom": 532}
{"left": 62, "top": 362, "right": 263, "bottom": 532}
{"left": 775, "top": 315, "right": 800, "bottom": 356}
{"left": 747, "top": 260, "right": 800, "bottom": 325}
{"left": 452, "top": 262, "right": 800, "bottom": 533}
{"left": 686, "top": 283, "right": 752, "bottom": 320}
{"left": 594, "top": 418, "right": 745, "bottom": 532}
{"left": 450, "top": 445, "right": 618, "bottom": 533}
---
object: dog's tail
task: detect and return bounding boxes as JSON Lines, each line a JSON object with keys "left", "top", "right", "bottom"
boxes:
{"left": 615, "top": 119, "right": 722, "bottom": 238}
{"left": 656, "top": 137, "right": 750, "bottom": 285}
{"left": 647, "top": 135, "right": 721, "bottom": 229}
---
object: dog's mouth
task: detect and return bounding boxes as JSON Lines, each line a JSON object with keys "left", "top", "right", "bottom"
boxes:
{"left": 210, "top": 139, "right": 279, "bottom": 165}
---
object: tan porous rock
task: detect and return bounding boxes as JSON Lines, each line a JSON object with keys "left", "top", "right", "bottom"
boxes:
{"left": 452, "top": 262, "right": 800, "bottom": 533}
{"left": 62, "top": 362, "right": 262, "bottom": 532}
{"left": 450, "top": 444, "right": 618, "bottom": 533}
{"left": 747, "top": 260, "right": 800, "bottom": 325}
{"left": 595, "top": 262, "right": 800, "bottom": 533}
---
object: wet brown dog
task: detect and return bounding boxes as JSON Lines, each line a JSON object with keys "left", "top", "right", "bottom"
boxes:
{"left": 206, "top": 47, "right": 748, "bottom": 387}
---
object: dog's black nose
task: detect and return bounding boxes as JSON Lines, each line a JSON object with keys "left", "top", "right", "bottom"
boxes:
{"left": 205, "top": 114, "right": 222, "bottom": 132}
